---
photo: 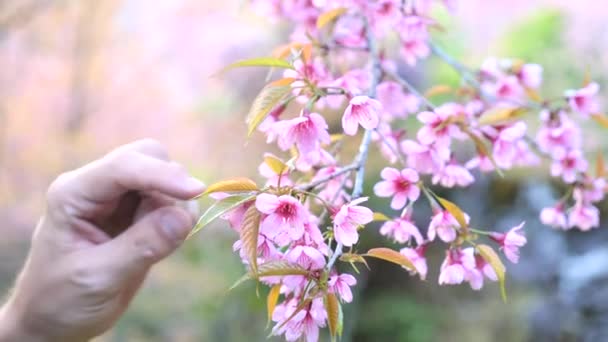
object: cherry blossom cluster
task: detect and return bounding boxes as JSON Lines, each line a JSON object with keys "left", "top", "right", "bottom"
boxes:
{"left": 195, "top": 1, "right": 607, "bottom": 341}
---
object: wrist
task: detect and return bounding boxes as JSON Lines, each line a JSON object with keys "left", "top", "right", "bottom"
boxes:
{"left": 0, "top": 301, "right": 48, "bottom": 342}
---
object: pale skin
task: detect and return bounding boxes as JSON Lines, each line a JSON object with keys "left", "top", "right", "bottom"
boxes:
{"left": 0, "top": 139, "right": 206, "bottom": 341}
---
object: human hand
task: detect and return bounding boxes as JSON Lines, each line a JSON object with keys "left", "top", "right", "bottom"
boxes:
{"left": 0, "top": 139, "right": 205, "bottom": 341}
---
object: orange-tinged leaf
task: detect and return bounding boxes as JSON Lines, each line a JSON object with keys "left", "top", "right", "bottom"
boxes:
{"left": 316, "top": 7, "right": 348, "bottom": 29}
{"left": 220, "top": 57, "right": 294, "bottom": 73}
{"left": 525, "top": 87, "right": 542, "bottom": 102}
{"left": 596, "top": 152, "right": 605, "bottom": 178}
{"left": 203, "top": 177, "right": 258, "bottom": 195}
{"left": 435, "top": 196, "right": 468, "bottom": 229}
{"left": 267, "top": 285, "right": 281, "bottom": 324}
{"left": 269, "top": 77, "right": 296, "bottom": 87}
{"left": 372, "top": 212, "right": 390, "bottom": 222}
{"left": 591, "top": 113, "right": 608, "bottom": 129}
{"left": 264, "top": 155, "right": 288, "bottom": 175}
{"left": 246, "top": 84, "right": 292, "bottom": 136}
{"left": 302, "top": 44, "right": 312, "bottom": 63}
{"left": 365, "top": 247, "right": 415, "bottom": 271}
{"left": 478, "top": 107, "right": 526, "bottom": 126}
{"left": 477, "top": 244, "right": 507, "bottom": 302}
{"left": 240, "top": 205, "right": 261, "bottom": 274}
{"left": 272, "top": 42, "right": 304, "bottom": 59}
{"left": 325, "top": 293, "right": 340, "bottom": 341}
{"left": 424, "top": 84, "right": 452, "bottom": 97}
{"left": 461, "top": 127, "right": 504, "bottom": 177}
{"left": 583, "top": 68, "right": 591, "bottom": 86}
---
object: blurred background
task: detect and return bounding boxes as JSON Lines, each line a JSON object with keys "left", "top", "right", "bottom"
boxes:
{"left": 1, "top": 1, "right": 608, "bottom": 341}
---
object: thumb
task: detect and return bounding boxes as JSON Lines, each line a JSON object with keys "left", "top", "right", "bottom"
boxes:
{"left": 99, "top": 206, "right": 194, "bottom": 278}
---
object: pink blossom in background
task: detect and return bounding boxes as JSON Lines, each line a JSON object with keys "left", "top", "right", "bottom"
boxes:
{"left": 565, "top": 82, "right": 600, "bottom": 116}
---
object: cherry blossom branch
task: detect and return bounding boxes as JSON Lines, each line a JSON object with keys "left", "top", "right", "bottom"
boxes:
{"left": 384, "top": 68, "right": 436, "bottom": 110}
{"left": 326, "top": 17, "right": 381, "bottom": 271}
{"left": 373, "top": 128, "right": 407, "bottom": 166}
{"left": 298, "top": 163, "right": 358, "bottom": 191}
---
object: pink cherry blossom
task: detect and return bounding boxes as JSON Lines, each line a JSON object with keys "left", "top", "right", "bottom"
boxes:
{"left": 536, "top": 110, "right": 581, "bottom": 159}
{"left": 432, "top": 160, "right": 475, "bottom": 188}
{"left": 428, "top": 209, "right": 469, "bottom": 243}
{"left": 397, "top": 15, "right": 431, "bottom": 66}
{"left": 373, "top": 167, "right": 420, "bottom": 209}
{"left": 517, "top": 63, "right": 543, "bottom": 89}
{"left": 256, "top": 194, "right": 310, "bottom": 242}
{"left": 483, "top": 75, "right": 524, "bottom": 100}
{"left": 376, "top": 81, "right": 419, "bottom": 119}
{"left": 573, "top": 177, "right": 607, "bottom": 204}
{"left": 568, "top": 202, "right": 600, "bottom": 231}
{"left": 328, "top": 273, "right": 357, "bottom": 303}
{"left": 540, "top": 204, "right": 568, "bottom": 230}
{"left": 333, "top": 14, "right": 366, "bottom": 48}
{"left": 565, "top": 82, "right": 600, "bottom": 116}
{"left": 333, "top": 197, "right": 374, "bottom": 246}
{"left": 342, "top": 95, "right": 382, "bottom": 135}
{"left": 401, "top": 139, "right": 450, "bottom": 174}
{"left": 272, "top": 297, "right": 327, "bottom": 342}
{"left": 416, "top": 103, "right": 466, "bottom": 146}
{"left": 286, "top": 245, "right": 326, "bottom": 270}
{"left": 379, "top": 214, "right": 424, "bottom": 245}
{"left": 490, "top": 222, "right": 526, "bottom": 263}
{"left": 466, "top": 252, "right": 498, "bottom": 290}
{"left": 438, "top": 248, "right": 475, "bottom": 286}
{"left": 400, "top": 246, "right": 428, "bottom": 280}
{"left": 275, "top": 112, "right": 331, "bottom": 157}
{"left": 550, "top": 149, "right": 588, "bottom": 184}
{"left": 493, "top": 121, "right": 527, "bottom": 169}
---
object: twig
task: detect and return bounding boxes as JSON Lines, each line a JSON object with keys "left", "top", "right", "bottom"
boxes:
{"left": 298, "top": 164, "right": 358, "bottom": 191}
{"left": 384, "top": 68, "right": 436, "bottom": 110}
{"left": 327, "top": 17, "right": 381, "bottom": 271}
{"left": 373, "top": 128, "right": 407, "bottom": 167}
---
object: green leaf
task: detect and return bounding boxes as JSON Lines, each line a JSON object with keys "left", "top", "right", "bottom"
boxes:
{"left": 220, "top": 57, "right": 294, "bottom": 73}
{"left": 372, "top": 212, "right": 390, "bottom": 222}
{"left": 263, "top": 155, "right": 288, "bottom": 175}
{"left": 365, "top": 248, "right": 415, "bottom": 272}
{"left": 188, "top": 194, "right": 255, "bottom": 238}
{"left": 246, "top": 84, "right": 293, "bottom": 137}
{"left": 477, "top": 244, "right": 507, "bottom": 303}
{"left": 240, "top": 205, "right": 262, "bottom": 274}
{"left": 325, "top": 292, "right": 341, "bottom": 341}
{"left": 256, "top": 261, "right": 310, "bottom": 278}
{"left": 203, "top": 177, "right": 258, "bottom": 195}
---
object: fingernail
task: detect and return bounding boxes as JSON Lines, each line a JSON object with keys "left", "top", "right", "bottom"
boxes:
{"left": 160, "top": 212, "right": 189, "bottom": 242}
{"left": 184, "top": 177, "right": 206, "bottom": 193}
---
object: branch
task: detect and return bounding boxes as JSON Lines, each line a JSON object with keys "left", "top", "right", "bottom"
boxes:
{"left": 327, "top": 17, "right": 382, "bottom": 271}
{"left": 384, "top": 67, "right": 436, "bottom": 110}
{"left": 297, "top": 164, "right": 358, "bottom": 191}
